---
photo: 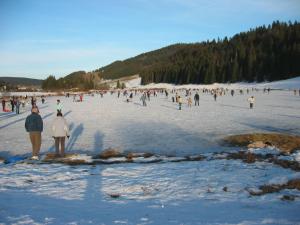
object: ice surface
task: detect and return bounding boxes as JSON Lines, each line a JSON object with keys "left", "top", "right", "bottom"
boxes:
{"left": 1, "top": 78, "right": 300, "bottom": 224}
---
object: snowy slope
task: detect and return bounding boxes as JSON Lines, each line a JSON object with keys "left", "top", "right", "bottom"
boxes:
{"left": 143, "top": 76, "right": 300, "bottom": 90}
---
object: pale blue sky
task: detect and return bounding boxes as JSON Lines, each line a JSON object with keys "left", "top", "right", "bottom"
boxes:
{"left": 0, "top": 0, "right": 299, "bottom": 79}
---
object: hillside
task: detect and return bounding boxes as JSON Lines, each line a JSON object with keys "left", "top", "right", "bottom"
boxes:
{"left": 96, "top": 21, "right": 300, "bottom": 85}
{"left": 0, "top": 77, "right": 43, "bottom": 87}
{"left": 42, "top": 71, "right": 102, "bottom": 90}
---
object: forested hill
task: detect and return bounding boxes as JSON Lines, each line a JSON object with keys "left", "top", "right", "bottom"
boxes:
{"left": 97, "top": 21, "right": 300, "bottom": 85}
{"left": 0, "top": 77, "right": 43, "bottom": 86}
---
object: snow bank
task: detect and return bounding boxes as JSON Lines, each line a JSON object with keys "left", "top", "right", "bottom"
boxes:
{"left": 142, "top": 76, "right": 300, "bottom": 90}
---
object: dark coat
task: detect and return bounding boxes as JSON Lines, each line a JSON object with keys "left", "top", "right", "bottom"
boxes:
{"left": 25, "top": 113, "right": 43, "bottom": 132}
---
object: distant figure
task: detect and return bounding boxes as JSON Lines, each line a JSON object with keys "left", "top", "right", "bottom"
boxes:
{"left": 51, "top": 112, "right": 70, "bottom": 157}
{"left": 41, "top": 97, "right": 45, "bottom": 104}
{"left": 248, "top": 96, "right": 255, "bottom": 109}
{"left": 15, "top": 98, "right": 21, "bottom": 114}
{"left": 187, "top": 96, "right": 192, "bottom": 108}
{"left": 21, "top": 98, "right": 25, "bottom": 108}
{"left": 178, "top": 96, "right": 182, "bottom": 110}
{"left": 31, "top": 97, "right": 36, "bottom": 107}
{"left": 10, "top": 98, "right": 14, "bottom": 112}
{"left": 140, "top": 93, "right": 147, "bottom": 106}
{"left": 194, "top": 92, "right": 200, "bottom": 106}
{"left": 2, "top": 99, "right": 5, "bottom": 111}
{"left": 213, "top": 93, "right": 217, "bottom": 101}
{"left": 231, "top": 90, "right": 234, "bottom": 96}
{"left": 56, "top": 99, "right": 63, "bottom": 113}
{"left": 25, "top": 107, "right": 43, "bottom": 160}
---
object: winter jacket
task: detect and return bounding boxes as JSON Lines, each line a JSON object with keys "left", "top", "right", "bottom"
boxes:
{"left": 56, "top": 103, "right": 63, "bottom": 112}
{"left": 25, "top": 113, "right": 43, "bottom": 132}
{"left": 248, "top": 97, "right": 255, "bottom": 104}
{"left": 51, "top": 117, "right": 70, "bottom": 137}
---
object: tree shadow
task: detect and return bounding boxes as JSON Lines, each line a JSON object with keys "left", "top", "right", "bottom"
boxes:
{"left": 116, "top": 121, "right": 220, "bottom": 156}
{"left": 277, "top": 114, "right": 300, "bottom": 119}
{"left": 66, "top": 123, "right": 84, "bottom": 152}
{"left": 238, "top": 121, "right": 299, "bottom": 134}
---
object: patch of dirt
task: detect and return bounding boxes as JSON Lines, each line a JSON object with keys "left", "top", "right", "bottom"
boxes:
{"left": 222, "top": 150, "right": 300, "bottom": 171}
{"left": 98, "top": 148, "right": 123, "bottom": 159}
{"left": 247, "top": 179, "right": 300, "bottom": 196}
{"left": 223, "top": 133, "right": 300, "bottom": 153}
{"left": 43, "top": 153, "right": 92, "bottom": 165}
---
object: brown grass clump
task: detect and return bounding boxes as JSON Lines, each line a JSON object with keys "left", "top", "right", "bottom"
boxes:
{"left": 248, "top": 179, "right": 300, "bottom": 196}
{"left": 43, "top": 153, "right": 91, "bottom": 165}
{"left": 98, "top": 148, "right": 123, "bottom": 159}
{"left": 223, "top": 133, "right": 300, "bottom": 153}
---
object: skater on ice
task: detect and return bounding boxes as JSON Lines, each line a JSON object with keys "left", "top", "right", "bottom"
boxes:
{"left": 248, "top": 96, "right": 255, "bottom": 109}
{"left": 25, "top": 106, "right": 43, "bottom": 160}
{"left": 51, "top": 111, "right": 70, "bottom": 157}
{"left": 56, "top": 99, "right": 63, "bottom": 113}
{"left": 194, "top": 92, "right": 200, "bottom": 106}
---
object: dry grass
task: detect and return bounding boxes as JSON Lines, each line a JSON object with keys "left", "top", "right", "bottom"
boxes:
{"left": 223, "top": 133, "right": 300, "bottom": 153}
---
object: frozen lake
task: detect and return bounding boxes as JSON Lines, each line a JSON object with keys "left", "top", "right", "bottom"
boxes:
{"left": 0, "top": 89, "right": 300, "bottom": 158}
{"left": 0, "top": 88, "right": 300, "bottom": 224}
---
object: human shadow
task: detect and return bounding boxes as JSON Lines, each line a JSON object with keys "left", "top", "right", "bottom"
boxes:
{"left": 83, "top": 131, "right": 105, "bottom": 202}
{"left": 64, "top": 110, "right": 72, "bottom": 117}
{"left": 0, "top": 106, "right": 53, "bottom": 129}
{"left": 219, "top": 104, "right": 248, "bottom": 110}
{"left": 133, "top": 102, "right": 143, "bottom": 107}
{"left": 160, "top": 104, "right": 178, "bottom": 110}
{"left": 66, "top": 123, "right": 84, "bottom": 152}
{"left": 0, "top": 116, "right": 27, "bottom": 129}
{"left": 93, "top": 130, "right": 104, "bottom": 155}
{"left": 42, "top": 112, "right": 54, "bottom": 120}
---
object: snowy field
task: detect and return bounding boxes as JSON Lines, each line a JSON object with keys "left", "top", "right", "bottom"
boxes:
{"left": 1, "top": 81, "right": 300, "bottom": 224}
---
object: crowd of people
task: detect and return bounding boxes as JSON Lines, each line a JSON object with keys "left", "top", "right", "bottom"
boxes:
{"left": 1, "top": 86, "right": 299, "bottom": 160}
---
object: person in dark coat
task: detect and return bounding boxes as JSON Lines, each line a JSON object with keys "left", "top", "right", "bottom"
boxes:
{"left": 10, "top": 98, "right": 15, "bottom": 112}
{"left": 15, "top": 98, "right": 21, "bottom": 114}
{"left": 2, "top": 98, "right": 5, "bottom": 111}
{"left": 25, "top": 107, "right": 43, "bottom": 160}
{"left": 194, "top": 92, "right": 200, "bottom": 106}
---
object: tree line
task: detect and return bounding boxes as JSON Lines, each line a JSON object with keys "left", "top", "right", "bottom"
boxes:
{"left": 98, "top": 21, "right": 300, "bottom": 85}
{"left": 43, "top": 21, "right": 300, "bottom": 89}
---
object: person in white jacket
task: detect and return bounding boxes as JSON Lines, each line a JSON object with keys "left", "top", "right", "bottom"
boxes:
{"left": 51, "top": 112, "right": 70, "bottom": 157}
{"left": 247, "top": 96, "right": 255, "bottom": 109}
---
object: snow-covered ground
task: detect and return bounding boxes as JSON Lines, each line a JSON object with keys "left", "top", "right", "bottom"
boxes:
{"left": 142, "top": 76, "right": 300, "bottom": 90}
{"left": 1, "top": 80, "right": 300, "bottom": 224}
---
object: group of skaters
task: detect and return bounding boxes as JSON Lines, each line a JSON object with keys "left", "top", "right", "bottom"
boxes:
{"left": 25, "top": 99, "right": 69, "bottom": 160}
{"left": 1, "top": 96, "right": 46, "bottom": 114}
